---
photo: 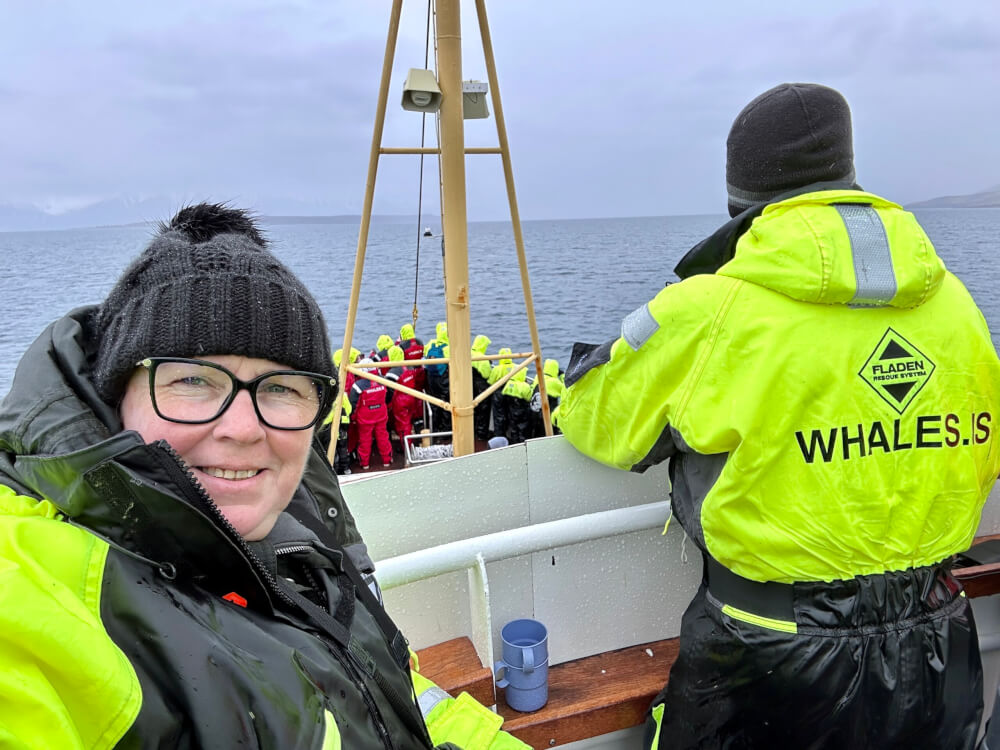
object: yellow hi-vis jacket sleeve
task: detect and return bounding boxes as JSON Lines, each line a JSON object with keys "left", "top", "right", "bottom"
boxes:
{"left": 410, "top": 668, "right": 529, "bottom": 750}
{"left": 0, "top": 486, "right": 142, "bottom": 750}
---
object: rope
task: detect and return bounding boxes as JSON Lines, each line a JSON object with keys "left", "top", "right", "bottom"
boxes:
{"left": 411, "top": 0, "right": 434, "bottom": 330}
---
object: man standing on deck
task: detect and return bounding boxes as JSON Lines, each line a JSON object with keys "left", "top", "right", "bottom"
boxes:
{"left": 425, "top": 322, "right": 451, "bottom": 435}
{"left": 557, "top": 83, "right": 1000, "bottom": 749}
{"left": 349, "top": 358, "right": 393, "bottom": 469}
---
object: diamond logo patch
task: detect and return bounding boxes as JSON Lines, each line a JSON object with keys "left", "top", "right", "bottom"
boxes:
{"left": 858, "top": 329, "right": 935, "bottom": 414}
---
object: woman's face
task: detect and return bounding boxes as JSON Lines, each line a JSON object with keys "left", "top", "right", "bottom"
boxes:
{"left": 120, "top": 354, "right": 314, "bottom": 541}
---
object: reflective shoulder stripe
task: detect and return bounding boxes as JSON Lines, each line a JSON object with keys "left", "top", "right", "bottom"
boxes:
{"left": 621, "top": 302, "right": 659, "bottom": 351}
{"left": 835, "top": 204, "right": 897, "bottom": 307}
{"left": 417, "top": 685, "right": 452, "bottom": 718}
{"left": 721, "top": 603, "right": 798, "bottom": 634}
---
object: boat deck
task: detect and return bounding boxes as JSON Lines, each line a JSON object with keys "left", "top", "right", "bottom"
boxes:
{"left": 340, "top": 432, "right": 495, "bottom": 477}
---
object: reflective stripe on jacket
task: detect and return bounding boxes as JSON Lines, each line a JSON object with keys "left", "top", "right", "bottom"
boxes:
{"left": 411, "top": 670, "right": 529, "bottom": 750}
{"left": 559, "top": 190, "right": 1000, "bottom": 583}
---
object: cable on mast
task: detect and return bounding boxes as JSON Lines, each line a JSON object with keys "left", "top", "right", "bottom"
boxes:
{"left": 411, "top": 0, "right": 434, "bottom": 330}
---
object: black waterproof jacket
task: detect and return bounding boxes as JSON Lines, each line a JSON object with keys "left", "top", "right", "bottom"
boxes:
{"left": 0, "top": 308, "right": 440, "bottom": 749}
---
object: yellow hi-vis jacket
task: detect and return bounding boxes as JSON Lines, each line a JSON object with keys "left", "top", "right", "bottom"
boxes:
{"left": 558, "top": 190, "right": 1000, "bottom": 583}
{"left": 0, "top": 487, "right": 527, "bottom": 750}
{"left": 323, "top": 393, "right": 352, "bottom": 427}
{"left": 410, "top": 661, "right": 529, "bottom": 750}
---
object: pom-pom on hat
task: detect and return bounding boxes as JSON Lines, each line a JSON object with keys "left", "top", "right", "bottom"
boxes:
{"left": 93, "top": 202, "right": 332, "bottom": 404}
{"left": 726, "top": 83, "right": 855, "bottom": 217}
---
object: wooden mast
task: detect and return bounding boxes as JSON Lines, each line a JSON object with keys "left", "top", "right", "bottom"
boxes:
{"left": 436, "top": 0, "right": 475, "bottom": 457}
{"left": 326, "top": 0, "right": 551, "bottom": 465}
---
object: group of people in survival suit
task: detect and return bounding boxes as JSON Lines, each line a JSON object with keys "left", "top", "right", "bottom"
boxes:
{"left": 322, "top": 325, "right": 566, "bottom": 474}
{"left": 2, "top": 80, "right": 1000, "bottom": 750}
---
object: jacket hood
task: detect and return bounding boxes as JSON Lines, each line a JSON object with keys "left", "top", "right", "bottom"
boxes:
{"left": 387, "top": 345, "right": 404, "bottom": 362}
{"left": 435, "top": 322, "right": 449, "bottom": 344}
{"left": 399, "top": 323, "right": 415, "bottom": 340}
{"left": 472, "top": 334, "right": 491, "bottom": 353}
{"left": 543, "top": 359, "right": 560, "bottom": 378}
{"left": 0, "top": 307, "right": 119, "bottom": 464}
{"left": 717, "top": 190, "right": 945, "bottom": 308}
{"left": 376, "top": 334, "right": 394, "bottom": 352}
{"left": 497, "top": 347, "right": 512, "bottom": 367}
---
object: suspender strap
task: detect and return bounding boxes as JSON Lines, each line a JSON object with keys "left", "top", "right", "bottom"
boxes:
{"left": 289, "top": 505, "right": 411, "bottom": 670}
{"left": 275, "top": 577, "right": 431, "bottom": 745}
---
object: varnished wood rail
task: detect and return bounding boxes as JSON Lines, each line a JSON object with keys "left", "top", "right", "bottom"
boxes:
{"left": 414, "top": 534, "right": 1000, "bottom": 747}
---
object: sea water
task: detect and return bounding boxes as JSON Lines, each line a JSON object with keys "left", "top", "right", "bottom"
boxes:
{"left": 1, "top": 208, "right": 998, "bottom": 396}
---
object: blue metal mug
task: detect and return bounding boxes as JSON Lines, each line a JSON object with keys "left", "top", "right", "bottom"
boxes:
{"left": 494, "top": 618, "right": 549, "bottom": 712}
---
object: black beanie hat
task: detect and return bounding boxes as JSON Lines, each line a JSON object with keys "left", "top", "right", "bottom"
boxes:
{"left": 93, "top": 203, "right": 333, "bottom": 404}
{"left": 726, "top": 83, "right": 855, "bottom": 217}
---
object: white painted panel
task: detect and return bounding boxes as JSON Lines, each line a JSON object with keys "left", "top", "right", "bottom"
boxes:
{"left": 979, "top": 482, "right": 1000, "bottom": 535}
{"left": 343, "top": 442, "right": 531, "bottom": 560}
{"left": 381, "top": 556, "right": 535, "bottom": 656}
{"left": 561, "top": 725, "right": 642, "bottom": 750}
{"left": 380, "top": 570, "right": 471, "bottom": 649}
{"left": 531, "top": 523, "right": 701, "bottom": 665}
{"left": 525, "top": 435, "right": 672, "bottom": 522}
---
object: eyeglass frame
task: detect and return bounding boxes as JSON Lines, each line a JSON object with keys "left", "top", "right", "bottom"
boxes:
{"left": 136, "top": 357, "right": 335, "bottom": 431}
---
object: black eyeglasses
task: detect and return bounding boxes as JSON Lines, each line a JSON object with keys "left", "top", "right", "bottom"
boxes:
{"left": 138, "top": 357, "right": 334, "bottom": 430}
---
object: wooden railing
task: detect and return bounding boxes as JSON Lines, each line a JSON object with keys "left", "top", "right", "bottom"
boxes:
{"left": 416, "top": 534, "right": 1000, "bottom": 748}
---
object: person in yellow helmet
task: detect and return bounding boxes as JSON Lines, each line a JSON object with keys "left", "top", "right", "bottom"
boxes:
{"left": 372, "top": 333, "right": 396, "bottom": 375}
{"left": 399, "top": 323, "right": 426, "bottom": 362}
{"left": 558, "top": 85, "right": 1000, "bottom": 749}
{"left": 487, "top": 348, "right": 514, "bottom": 441}
{"left": 424, "top": 322, "right": 451, "bottom": 434}
{"left": 530, "top": 358, "right": 564, "bottom": 437}
{"left": 385, "top": 344, "right": 421, "bottom": 447}
{"left": 500, "top": 366, "right": 533, "bottom": 444}
{"left": 0, "top": 204, "right": 529, "bottom": 750}
{"left": 471, "top": 334, "right": 493, "bottom": 440}
{"left": 322, "top": 391, "right": 353, "bottom": 474}
{"left": 334, "top": 346, "right": 363, "bottom": 465}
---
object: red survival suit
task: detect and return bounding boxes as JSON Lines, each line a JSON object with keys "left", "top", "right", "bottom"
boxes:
{"left": 398, "top": 323, "right": 426, "bottom": 391}
{"left": 387, "top": 355, "right": 422, "bottom": 445}
{"left": 349, "top": 363, "right": 392, "bottom": 468}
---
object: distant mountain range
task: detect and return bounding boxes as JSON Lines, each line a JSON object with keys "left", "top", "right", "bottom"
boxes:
{"left": 907, "top": 185, "right": 1000, "bottom": 209}
{"left": 3, "top": 183, "right": 997, "bottom": 233}
{"left": 0, "top": 196, "right": 435, "bottom": 233}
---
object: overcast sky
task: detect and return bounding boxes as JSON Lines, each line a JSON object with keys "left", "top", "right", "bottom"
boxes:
{"left": 2, "top": 0, "right": 998, "bottom": 221}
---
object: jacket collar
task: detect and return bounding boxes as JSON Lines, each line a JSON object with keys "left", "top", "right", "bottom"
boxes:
{"left": 673, "top": 179, "right": 861, "bottom": 280}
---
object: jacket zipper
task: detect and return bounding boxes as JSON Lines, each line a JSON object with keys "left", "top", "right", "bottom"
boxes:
{"left": 155, "top": 441, "right": 397, "bottom": 750}
{"left": 275, "top": 543, "right": 313, "bottom": 556}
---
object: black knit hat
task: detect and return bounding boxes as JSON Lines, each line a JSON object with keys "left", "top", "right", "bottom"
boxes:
{"left": 93, "top": 203, "right": 333, "bottom": 404}
{"left": 726, "top": 83, "right": 855, "bottom": 217}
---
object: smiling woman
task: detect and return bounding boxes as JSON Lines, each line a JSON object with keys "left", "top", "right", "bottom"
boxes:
{"left": 120, "top": 354, "right": 326, "bottom": 541}
{"left": 0, "top": 203, "right": 528, "bottom": 750}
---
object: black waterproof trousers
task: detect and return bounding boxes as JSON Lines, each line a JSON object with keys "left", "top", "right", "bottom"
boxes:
{"left": 645, "top": 562, "right": 982, "bottom": 750}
